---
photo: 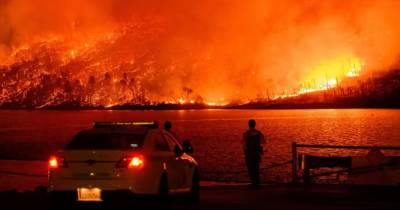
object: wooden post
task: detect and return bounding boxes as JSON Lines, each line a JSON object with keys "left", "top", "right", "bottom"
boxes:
{"left": 292, "top": 142, "right": 298, "bottom": 183}
{"left": 303, "top": 164, "right": 310, "bottom": 184}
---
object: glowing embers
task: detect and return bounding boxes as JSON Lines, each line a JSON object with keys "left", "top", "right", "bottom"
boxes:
{"left": 346, "top": 66, "right": 361, "bottom": 78}
{"left": 178, "top": 98, "right": 186, "bottom": 104}
{"left": 206, "top": 102, "right": 217, "bottom": 106}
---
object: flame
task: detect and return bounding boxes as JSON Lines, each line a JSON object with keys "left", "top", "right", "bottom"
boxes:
{"left": 273, "top": 55, "right": 363, "bottom": 99}
{"left": 206, "top": 102, "right": 217, "bottom": 106}
{"left": 1, "top": 1, "right": 400, "bottom": 108}
{"left": 178, "top": 98, "right": 186, "bottom": 104}
{"left": 295, "top": 55, "right": 363, "bottom": 95}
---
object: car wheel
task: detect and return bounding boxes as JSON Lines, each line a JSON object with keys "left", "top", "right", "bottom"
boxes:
{"left": 159, "top": 173, "right": 169, "bottom": 201}
{"left": 186, "top": 168, "right": 200, "bottom": 203}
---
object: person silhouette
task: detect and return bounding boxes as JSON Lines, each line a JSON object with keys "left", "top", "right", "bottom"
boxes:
{"left": 164, "top": 121, "right": 172, "bottom": 131}
{"left": 164, "top": 121, "right": 180, "bottom": 140}
{"left": 164, "top": 121, "right": 193, "bottom": 153}
{"left": 242, "top": 119, "right": 266, "bottom": 188}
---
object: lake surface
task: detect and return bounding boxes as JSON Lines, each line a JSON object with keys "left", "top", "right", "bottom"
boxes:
{"left": 1, "top": 109, "right": 400, "bottom": 184}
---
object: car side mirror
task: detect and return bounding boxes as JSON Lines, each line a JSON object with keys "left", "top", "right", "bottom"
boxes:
{"left": 174, "top": 145, "right": 184, "bottom": 156}
{"left": 182, "top": 140, "right": 194, "bottom": 154}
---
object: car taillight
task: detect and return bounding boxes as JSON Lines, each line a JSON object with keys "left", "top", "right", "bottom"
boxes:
{"left": 48, "top": 156, "right": 68, "bottom": 169}
{"left": 116, "top": 155, "right": 144, "bottom": 169}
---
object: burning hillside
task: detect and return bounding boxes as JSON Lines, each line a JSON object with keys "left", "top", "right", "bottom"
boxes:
{"left": 0, "top": 22, "right": 179, "bottom": 108}
{"left": 1, "top": 0, "right": 400, "bottom": 108}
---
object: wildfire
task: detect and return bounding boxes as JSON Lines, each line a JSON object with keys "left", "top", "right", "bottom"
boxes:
{"left": 289, "top": 56, "right": 363, "bottom": 97}
{"left": 178, "top": 98, "right": 186, "bottom": 104}
{"left": 1, "top": 1, "right": 400, "bottom": 108}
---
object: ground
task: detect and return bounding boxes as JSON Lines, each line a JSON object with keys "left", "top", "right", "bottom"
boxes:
{"left": 0, "top": 183, "right": 399, "bottom": 210}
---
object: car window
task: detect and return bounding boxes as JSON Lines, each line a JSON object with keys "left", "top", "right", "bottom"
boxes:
{"left": 154, "top": 134, "right": 170, "bottom": 151}
{"left": 162, "top": 133, "right": 182, "bottom": 151}
{"left": 66, "top": 132, "right": 146, "bottom": 150}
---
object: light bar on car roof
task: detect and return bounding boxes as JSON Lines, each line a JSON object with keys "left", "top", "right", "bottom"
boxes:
{"left": 93, "top": 121, "right": 158, "bottom": 128}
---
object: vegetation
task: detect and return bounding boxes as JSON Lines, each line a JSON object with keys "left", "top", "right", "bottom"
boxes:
{"left": 236, "top": 69, "right": 400, "bottom": 109}
{"left": 1, "top": 65, "right": 399, "bottom": 109}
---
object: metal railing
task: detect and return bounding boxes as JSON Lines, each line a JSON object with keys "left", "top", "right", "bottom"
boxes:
{"left": 0, "top": 169, "right": 46, "bottom": 177}
{"left": 0, "top": 158, "right": 47, "bottom": 177}
{"left": 291, "top": 142, "right": 400, "bottom": 183}
{"left": 4, "top": 143, "right": 400, "bottom": 183}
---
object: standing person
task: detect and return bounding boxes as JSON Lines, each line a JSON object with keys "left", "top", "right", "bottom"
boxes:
{"left": 164, "top": 121, "right": 194, "bottom": 153}
{"left": 164, "top": 121, "right": 180, "bottom": 140}
{"left": 242, "top": 119, "right": 266, "bottom": 188}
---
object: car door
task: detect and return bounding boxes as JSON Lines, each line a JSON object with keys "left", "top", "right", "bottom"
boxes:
{"left": 162, "top": 132, "right": 189, "bottom": 192}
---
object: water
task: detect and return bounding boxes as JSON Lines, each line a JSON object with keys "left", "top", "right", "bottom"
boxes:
{"left": 1, "top": 109, "right": 400, "bottom": 184}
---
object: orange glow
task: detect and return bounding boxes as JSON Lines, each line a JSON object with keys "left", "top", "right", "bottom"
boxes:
{"left": 178, "top": 98, "right": 186, "bottom": 105}
{"left": 291, "top": 55, "right": 364, "bottom": 96}
{"left": 77, "top": 188, "right": 102, "bottom": 202}
{"left": 1, "top": 1, "right": 400, "bottom": 107}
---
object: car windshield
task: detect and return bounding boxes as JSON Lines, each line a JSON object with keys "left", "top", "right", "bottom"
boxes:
{"left": 66, "top": 132, "right": 146, "bottom": 150}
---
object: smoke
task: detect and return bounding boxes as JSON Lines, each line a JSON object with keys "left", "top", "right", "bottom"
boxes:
{"left": 1, "top": 0, "right": 400, "bottom": 104}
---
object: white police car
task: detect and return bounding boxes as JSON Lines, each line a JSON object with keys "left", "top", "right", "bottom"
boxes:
{"left": 48, "top": 122, "right": 199, "bottom": 202}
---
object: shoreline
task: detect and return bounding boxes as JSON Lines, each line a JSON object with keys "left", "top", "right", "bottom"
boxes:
{"left": 0, "top": 103, "right": 399, "bottom": 111}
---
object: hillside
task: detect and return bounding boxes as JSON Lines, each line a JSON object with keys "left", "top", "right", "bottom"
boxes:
{"left": 235, "top": 69, "right": 400, "bottom": 109}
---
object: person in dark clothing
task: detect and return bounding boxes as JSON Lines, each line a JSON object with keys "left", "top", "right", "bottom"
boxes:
{"left": 164, "top": 121, "right": 172, "bottom": 131}
{"left": 164, "top": 121, "right": 180, "bottom": 140}
{"left": 164, "top": 121, "right": 193, "bottom": 153}
{"left": 242, "top": 119, "right": 266, "bottom": 187}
